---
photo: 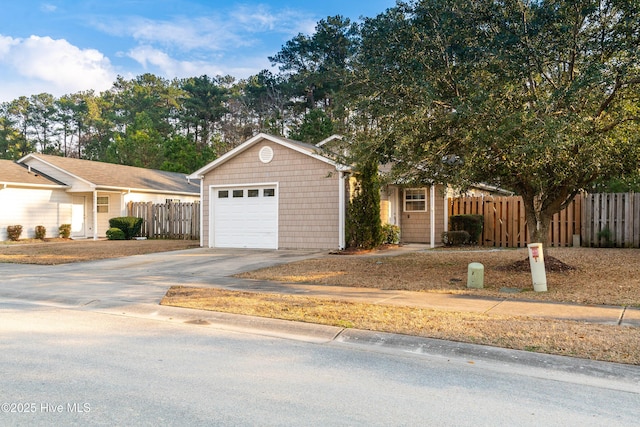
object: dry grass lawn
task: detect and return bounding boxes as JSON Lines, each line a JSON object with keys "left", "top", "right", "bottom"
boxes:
{"left": 237, "top": 247, "right": 640, "bottom": 307}
{"left": 162, "top": 286, "right": 640, "bottom": 365}
{"left": 0, "top": 238, "right": 199, "bottom": 264}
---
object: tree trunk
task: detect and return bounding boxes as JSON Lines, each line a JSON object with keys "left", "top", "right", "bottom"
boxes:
{"left": 523, "top": 196, "right": 553, "bottom": 247}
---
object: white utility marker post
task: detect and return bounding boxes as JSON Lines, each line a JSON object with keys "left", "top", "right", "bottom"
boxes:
{"left": 527, "top": 243, "right": 547, "bottom": 292}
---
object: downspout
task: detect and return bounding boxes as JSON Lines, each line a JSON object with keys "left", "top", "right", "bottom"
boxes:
{"left": 121, "top": 189, "right": 130, "bottom": 216}
{"left": 430, "top": 184, "right": 436, "bottom": 248}
{"left": 338, "top": 171, "right": 347, "bottom": 250}
{"left": 444, "top": 186, "right": 449, "bottom": 237}
{"left": 92, "top": 190, "right": 98, "bottom": 240}
{"left": 199, "top": 176, "right": 204, "bottom": 247}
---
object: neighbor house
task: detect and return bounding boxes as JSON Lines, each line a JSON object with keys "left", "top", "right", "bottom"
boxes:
{"left": 0, "top": 155, "right": 199, "bottom": 241}
{"left": 189, "top": 133, "right": 464, "bottom": 250}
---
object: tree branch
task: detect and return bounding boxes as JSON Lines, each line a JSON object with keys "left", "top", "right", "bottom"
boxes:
{"left": 595, "top": 76, "right": 622, "bottom": 118}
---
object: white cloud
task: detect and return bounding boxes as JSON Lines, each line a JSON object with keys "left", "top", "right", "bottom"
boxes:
{"left": 230, "top": 4, "right": 278, "bottom": 31}
{"left": 95, "top": 15, "right": 249, "bottom": 52}
{"left": 127, "top": 45, "right": 270, "bottom": 80}
{"left": 128, "top": 45, "right": 223, "bottom": 77}
{"left": 230, "top": 4, "right": 317, "bottom": 36}
{"left": 40, "top": 3, "right": 57, "bottom": 13}
{"left": 0, "top": 35, "right": 116, "bottom": 101}
{"left": 0, "top": 35, "right": 19, "bottom": 57}
{"left": 94, "top": 4, "right": 316, "bottom": 54}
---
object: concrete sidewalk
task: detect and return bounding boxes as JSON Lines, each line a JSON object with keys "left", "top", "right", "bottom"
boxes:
{"left": 211, "top": 276, "right": 640, "bottom": 327}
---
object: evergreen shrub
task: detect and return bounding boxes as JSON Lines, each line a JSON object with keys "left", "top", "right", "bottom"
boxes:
{"left": 35, "top": 225, "right": 46, "bottom": 240}
{"left": 7, "top": 225, "right": 23, "bottom": 241}
{"left": 442, "top": 230, "right": 470, "bottom": 246}
{"left": 59, "top": 224, "right": 71, "bottom": 238}
{"left": 108, "top": 217, "right": 143, "bottom": 240}
{"left": 449, "top": 215, "right": 483, "bottom": 244}
{"left": 106, "top": 228, "right": 126, "bottom": 240}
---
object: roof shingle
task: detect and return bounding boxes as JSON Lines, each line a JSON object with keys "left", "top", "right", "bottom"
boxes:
{"left": 22, "top": 154, "right": 199, "bottom": 194}
{"left": 0, "top": 159, "right": 65, "bottom": 186}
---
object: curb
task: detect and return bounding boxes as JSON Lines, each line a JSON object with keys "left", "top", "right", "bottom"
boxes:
{"left": 91, "top": 301, "right": 640, "bottom": 392}
{"left": 335, "top": 329, "right": 640, "bottom": 392}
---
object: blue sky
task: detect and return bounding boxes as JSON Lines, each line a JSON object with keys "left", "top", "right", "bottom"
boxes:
{"left": 0, "top": 0, "right": 397, "bottom": 102}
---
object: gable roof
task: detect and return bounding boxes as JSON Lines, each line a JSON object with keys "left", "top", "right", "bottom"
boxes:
{"left": 18, "top": 154, "right": 199, "bottom": 195}
{"left": 316, "top": 134, "right": 344, "bottom": 147}
{"left": 0, "top": 159, "right": 67, "bottom": 189}
{"left": 188, "top": 133, "right": 350, "bottom": 178}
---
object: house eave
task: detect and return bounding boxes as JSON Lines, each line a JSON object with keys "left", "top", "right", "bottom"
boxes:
{"left": 188, "top": 133, "right": 351, "bottom": 179}
{"left": 0, "top": 182, "right": 69, "bottom": 190}
{"left": 87, "top": 185, "right": 199, "bottom": 197}
{"left": 18, "top": 154, "right": 95, "bottom": 187}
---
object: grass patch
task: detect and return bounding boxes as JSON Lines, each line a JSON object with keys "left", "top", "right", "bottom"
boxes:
{"left": 0, "top": 239, "right": 200, "bottom": 265}
{"left": 237, "top": 248, "right": 640, "bottom": 306}
{"left": 161, "top": 286, "right": 640, "bottom": 365}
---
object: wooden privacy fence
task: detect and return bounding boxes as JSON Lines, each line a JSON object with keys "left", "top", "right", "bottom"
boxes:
{"left": 582, "top": 193, "right": 640, "bottom": 248}
{"left": 448, "top": 195, "right": 582, "bottom": 248}
{"left": 127, "top": 201, "right": 200, "bottom": 240}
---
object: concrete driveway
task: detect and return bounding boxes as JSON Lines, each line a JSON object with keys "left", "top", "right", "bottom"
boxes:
{"left": 0, "top": 247, "right": 325, "bottom": 310}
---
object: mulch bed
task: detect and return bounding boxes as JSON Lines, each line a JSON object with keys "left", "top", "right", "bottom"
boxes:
{"left": 497, "top": 255, "right": 576, "bottom": 273}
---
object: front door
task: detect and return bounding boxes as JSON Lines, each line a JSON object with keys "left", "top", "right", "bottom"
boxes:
{"left": 72, "top": 196, "right": 86, "bottom": 237}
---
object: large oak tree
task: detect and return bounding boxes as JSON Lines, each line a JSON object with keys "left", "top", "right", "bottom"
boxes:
{"left": 351, "top": 0, "right": 640, "bottom": 245}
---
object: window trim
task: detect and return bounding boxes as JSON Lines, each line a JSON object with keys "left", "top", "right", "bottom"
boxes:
{"left": 96, "top": 196, "right": 109, "bottom": 214}
{"left": 404, "top": 188, "right": 427, "bottom": 212}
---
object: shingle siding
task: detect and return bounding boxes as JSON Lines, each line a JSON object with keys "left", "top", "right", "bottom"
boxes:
{"left": 399, "top": 185, "right": 447, "bottom": 244}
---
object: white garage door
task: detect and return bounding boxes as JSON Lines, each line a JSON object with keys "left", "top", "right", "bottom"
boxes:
{"left": 212, "top": 185, "right": 278, "bottom": 249}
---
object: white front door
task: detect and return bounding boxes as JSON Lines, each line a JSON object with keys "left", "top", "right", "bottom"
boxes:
{"left": 72, "top": 196, "right": 86, "bottom": 237}
{"left": 211, "top": 185, "right": 278, "bottom": 249}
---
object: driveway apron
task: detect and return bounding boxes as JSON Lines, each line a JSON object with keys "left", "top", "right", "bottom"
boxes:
{"left": 0, "top": 248, "right": 325, "bottom": 309}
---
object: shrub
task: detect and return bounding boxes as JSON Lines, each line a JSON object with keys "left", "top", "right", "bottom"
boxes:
{"left": 35, "top": 225, "right": 46, "bottom": 240}
{"left": 597, "top": 227, "right": 613, "bottom": 247}
{"left": 108, "top": 217, "right": 143, "bottom": 240}
{"left": 6, "top": 225, "right": 23, "bottom": 241}
{"left": 449, "top": 214, "right": 483, "bottom": 244}
{"left": 382, "top": 224, "right": 401, "bottom": 244}
{"left": 106, "top": 227, "right": 126, "bottom": 240}
{"left": 442, "top": 230, "right": 470, "bottom": 246}
{"left": 59, "top": 224, "right": 71, "bottom": 238}
{"left": 346, "top": 161, "right": 383, "bottom": 249}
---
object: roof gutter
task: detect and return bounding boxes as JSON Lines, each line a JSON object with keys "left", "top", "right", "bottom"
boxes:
{"left": 81, "top": 185, "right": 199, "bottom": 197}
{"left": 0, "top": 182, "right": 68, "bottom": 190}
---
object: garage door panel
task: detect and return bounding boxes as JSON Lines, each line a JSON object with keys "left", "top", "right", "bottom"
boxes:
{"left": 211, "top": 185, "right": 278, "bottom": 249}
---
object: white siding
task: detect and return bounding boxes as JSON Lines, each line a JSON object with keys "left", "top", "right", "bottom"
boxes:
{"left": 0, "top": 187, "right": 73, "bottom": 240}
{"left": 124, "top": 192, "right": 200, "bottom": 207}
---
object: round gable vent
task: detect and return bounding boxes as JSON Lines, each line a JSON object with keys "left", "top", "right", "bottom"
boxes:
{"left": 259, "top": 146, "right": 274, "bottom": 163}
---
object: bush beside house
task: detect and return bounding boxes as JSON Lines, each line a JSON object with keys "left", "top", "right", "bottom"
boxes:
{"left": 449, "top": 215, "right": 483, "bottom": 244}
{"left": 6, "top": 225, "right": 23, "bottom": 241}
{"left": 108, "top": 217, "right": 143, "bottom": 240}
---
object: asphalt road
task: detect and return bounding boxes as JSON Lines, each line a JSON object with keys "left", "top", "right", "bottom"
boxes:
{"left": 1, "top": 248, "right": 639, "bottom": 426}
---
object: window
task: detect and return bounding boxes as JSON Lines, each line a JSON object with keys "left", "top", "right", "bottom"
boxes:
{"left": 218, "top": 190, "right": 229, "bottom": 198}
{"left": 97, "top": 196, "right": 109, "bottom": 213}
{"left": 404, "top": 188, "right": 426, "bottom": 212}
{"left": 263, "top": 188, "right": 275, "bottom": 197}
{"left": 248, "top": 189, "right": 259, "bottom": 198}
{"left": 233, "top": 189, "right": 244, "bottom": 198}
